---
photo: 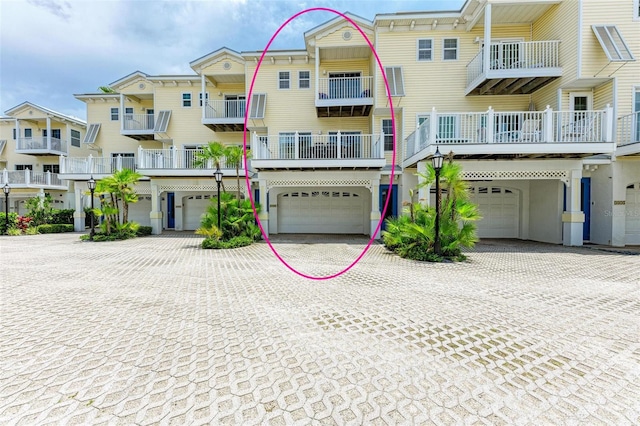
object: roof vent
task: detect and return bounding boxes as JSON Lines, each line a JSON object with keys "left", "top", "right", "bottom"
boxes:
{"left": 223, "top": 62, "right": 231, "bottom": 70}
{"left": 343, "top": 31, "right": 352, "bottom": 41}
{"left": 138, "top": 83, "right": 145, "bottom": 89}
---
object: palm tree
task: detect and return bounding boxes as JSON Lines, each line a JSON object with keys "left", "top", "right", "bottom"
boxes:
{"left": 97, "top": 168, "right": 142, "bottom": 225}
{"left": 224, "top": 145, "right": 251, "bottom": 201}
{"left": 195, "top": 141, "right": 227, "bottom": 193}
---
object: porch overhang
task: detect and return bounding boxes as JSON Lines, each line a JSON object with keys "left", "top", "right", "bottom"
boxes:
{"left": 466, "top": 69, "right": 562, "bottom": 96}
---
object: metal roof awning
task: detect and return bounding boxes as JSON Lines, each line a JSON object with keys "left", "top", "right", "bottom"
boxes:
{"left": 592, "top": 25, "right": 635, "bottom": 62}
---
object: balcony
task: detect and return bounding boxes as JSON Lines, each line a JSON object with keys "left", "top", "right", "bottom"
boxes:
{"left": 466, "top": 41, "right": 562, "bottom": 96}
{"left": 121, "top": 111, "right": 171, "bottom": 141}
{"left": 316, "top": 76, "right": 373, "bottom": 117}
{"left": 59, "top": 155, "right": 136, "bottom": 179}
{"left": 616, "top": 112, "right": 640, "bottom": 157}
{"left": 252, "top": 132, "right": 385, "bottom": 170}
{"left": 203, "top": 100, "right": 246, "bottom": 132}
{"left": 403, "top": 106, "right": 615, "bottom": 168}
{"left": 15, "top": 137, "right": 68, "bottom": 156}
{"left": 1, "top": 169, "right": 68, "bottom": 190}
{"left": 136, "top": 148, "right": 246, "bottom": 177}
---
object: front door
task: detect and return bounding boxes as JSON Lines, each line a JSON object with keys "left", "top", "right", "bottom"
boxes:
{"left": 167, "top": 192, "right": 175, "bottom": 228}
{"left": 379, "top": 184, "right": 398, "bottom": 231}
{"left": 581, "top": 178, "right": 591, "bottom": 241}
{"left": 146, "top": 109, "right": 154, "bottom": 129}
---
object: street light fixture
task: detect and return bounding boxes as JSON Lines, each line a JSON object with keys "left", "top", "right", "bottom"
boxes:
{"left": 87, "top": 176, "right": 96, "bottom": 241}
{"left": 432, "top": 146, "right": 444, "bottom": 255}
{"left": 3, "top": 183, "right": 10, "bottom": 235}
{"left": 213, "top": 167, "right": 223, "bottom": 230}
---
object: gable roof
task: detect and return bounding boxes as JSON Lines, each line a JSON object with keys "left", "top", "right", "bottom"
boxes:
{"left": 109, "top": 70, "right": 150, "bottom": 89}
{"left": 304, "top": 11, "right": 373, "bottom": 39}
{"left": 190, "top": 47, "right": 244, "bottom": 71}
{"left": 4, "top": 101, "right": 86, "bottom": 126}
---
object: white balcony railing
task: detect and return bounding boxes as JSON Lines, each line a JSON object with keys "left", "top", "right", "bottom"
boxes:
{"left": 1, "top": 169, "right": 67, "bottom": 188}
{"left": 467, "top": 40, "right": 561, "bottom": 86}
{"left": 404, "top": 105, "right": 614, "bottom": 160}
{"left": 59, "top": 155, "right": 136, "bottom": 174}
{"left": 16, "top": 137, "right": 68, "bottom": 153}
{"left": 137, "top": 148, "right": 236, "bottom": 170}
{"left": 617, "top": 112, "right": 640, "bottom": 146}
{"left": 204, "top": 100, "right": 246, "bottom": 120}
{"left": 123, "top": 113, "right": 155, "bottom": 131}
{"left": 317, "top": 76, "right": 373, "bottom": 100}
{"left": 253, "top": 132, "right": 383, "bottom": 161}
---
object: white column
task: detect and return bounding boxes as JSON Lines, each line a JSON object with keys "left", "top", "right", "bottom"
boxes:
{"left": 150, "top": 183, "right": 163, "bottom": 235}
{"left": 562, "top": 169, "right": 584, "bottom": 246}
{"left": 315, "top": 45, "right": 319, "bottom": 102}
{"left": 544, "top": 105, "right": 554, "bottom": 142}
{"left": 258, "top": 179, "right": 269, "bottom": 238}
{"left": 417, "top": 161, "right": 430, "bottom": 207}
{"left": 66, "top": 123, "right": 71, "bottom": 154}
{"left": 15, "top": 119, "right": 20, "bottom": 148}
{"left": 201, "top": 74, "right": 206, "bottom": 121}
{"left": 429, "top": 108, "right": 437, "bottom": 145}
{"left": 486, "top": 106, "right": 495, "bottom": 143}
{"left": 370, "top": 178, "right": 381, "bottom": 238}
{"left": 46, "top": 117, "right": 52, "bottom": 150}
{"left": 120, "top": 94, "right": 125, "bottom": 132}
{"left": 483, "top": 3, "right": 492, "bottom": 74}
{"left": 73, "top": 185, "right": 85, "bottom": 232}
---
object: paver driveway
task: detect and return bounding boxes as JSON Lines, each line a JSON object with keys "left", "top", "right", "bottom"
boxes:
{"left": 1, "top": 233, "right": 639, "bottom": 425}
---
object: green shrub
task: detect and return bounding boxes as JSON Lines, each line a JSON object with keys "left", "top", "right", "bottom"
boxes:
{"left": 7, "top": 228, "right": 21, "bottom": 236}
{"left": 202, "top": 235, "right": 253, "bottom": 249}
{"left": 50, "top": 209, "right": 75, "bottom": 225}
{"left": 37, "top": 224, "right": 74, "bottom": 234}
{"left": 0, "top": 212, "right": 18, "bottom": 234}
{"left": 136, "top": 226, "right": 152, "bottom": 236}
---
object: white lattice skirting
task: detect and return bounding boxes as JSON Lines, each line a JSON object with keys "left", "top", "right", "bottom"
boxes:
{"left": 158, "top": 184, "right": 248, "bottom": 193}
{"left": 462, "top": 170, "right": 569, "bottom": 180}
{"left": 267, "top": 179, "right": 373, "bottom": 189}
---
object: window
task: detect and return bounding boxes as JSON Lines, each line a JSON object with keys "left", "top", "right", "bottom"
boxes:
{"left": 250, "top": 93, "right": 267, "bottom": 119}
{"left": 634, "top": 0, "right": 639, "bottom": 20}
{"left": 417, "top": 39, "right": 433, "bottom": 61}
{"left": 443, "top": 38, "right": 458, "bottom": 61}
{"left": 111, "top": 152, "right": 135, "bottom": 172}
{"left": 182, "top": 92, "right": 192, "bottom": 107}
{"left": 279, "top": 132, "right": 295, "bottom": 158}
{"left": 279, "top": 72, "right": 290, "bottom": 89}
{"left": 110, "top": 108, "right": 119, "bottom": 121}
{"left": 438, "top": 116, "right": 458, "bottom": 139}
{"left": 418, "top": 115, "right": 429, "bottom": 126}
{"left": 71, "top": 129, "right": 81, "bottom": 147}
{"left": 199, "top": 92, "right": 209, "bottom": 107}
{"left": 591, "top": 25, "right": 635, "bottom": 61}
{"left": 43, "top": 129, "right": 61, "bottom": 140}
{"left": 384, "top": 67, "right": 405, "bottom": 96}
{"left": 24, "top": 128, "right": 32, "bottom": 138}
{"left": 125, "top": 107, "right": 133, "bottom": 115}
{"left": 12, "top": 129, "right": 16, "bottom": 140}
{"left": 43, "top": 164, "right": 60, "bottom": 174}
{"left": 299, "top": 71, "right": 310, "bottom": 89}
{"left": 15, "top": 164, "right": 32, "bottom": 171}
{"left": 382, "top": 119, "right": 394, "bottom": 151}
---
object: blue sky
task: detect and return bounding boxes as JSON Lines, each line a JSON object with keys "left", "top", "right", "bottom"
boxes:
{"left": 0, "top": 0, "right": 464, "bottom": 120}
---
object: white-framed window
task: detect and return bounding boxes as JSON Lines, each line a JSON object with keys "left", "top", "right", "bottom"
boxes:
{"left": 384, "top": 66, "right": 405, "bottom": 96}
{"left": 443, "top": 38, "right": 459, "bottom": 61}
{"left": 24, "top": 128, "right": 32, "bottom": 138}
{"left": 382, "top": 119, "right": 394, "bottom": 151}
{"left": 279, "top": 71, "right": 290, "bottom": 89}
{"left": 71, "top": 129, "right": 81, "bottom": 147}
{"left": 417, "top": 39, "right": 433, "bottom": 61}
{"left": 438, "top": 115, "right": 458, "bottom": 139}
{"left": 182, "top": 92, "right": 192, "bottom": 107}
{"left": 12, "top": 129, "right": 16, "bottom": 140}
{"left": 298, "top": 71, "right": 310, "bottom": 89}
{"left": 43, "top": 164, "right": 60, "bottom": 174}
{"left": 417, "top": 115, "right": 429, "bottom": 126}
{"left": 634, "top": 0, "right": 640, "bottom": 20}
{"left": 199, "top": 92, "right": 209, "bottom": 107}
{"left": 110, "top": 108, "right": 119, "bottom": 121}
{"left": 278, "top": 132, "right": 295, "bottom": 158}
{"left": 15, "top": 164, "right": 32, "bottom": 171}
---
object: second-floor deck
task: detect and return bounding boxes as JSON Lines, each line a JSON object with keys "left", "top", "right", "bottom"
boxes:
{"left": 404, "top": 106, "right": 615, "bottom": 168}
{"left": 136, "top": 148, "right": 247, "bottom": 176}
{"left": 203, "top": 100, "right": 246, "bottom": 132}
{"left": 59, "top": 155, "right": 137, "bottom": 180}
{"left": 316, "top": 76, "right": 374, "bottom": 117}
{"left": 466, "top": 41, "right": 562, "bottom": 96}
{"left": 252, "top": 132, "right": 385, "bottom": 169}
{"left": 121, "top": 111, "right": 171, "bottom": 140}
{"left": 1, "top": 169, "right": 68, "bottom": 190}
{"left": 616, "top": 112, "right": 640, "bottom": 156}
{"left": 15, "top": 137, "right": 68, "bottom": 156}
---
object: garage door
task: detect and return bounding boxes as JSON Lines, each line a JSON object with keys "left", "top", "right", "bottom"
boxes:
{"left": 128, "top": 196, "right": 151, "bottom": 226}
{"left": 469, "top": 186, "right": 519, "bottom": 238}
{"left": 183, "top": 194, "right": 214, "bottom": 230}
{"left": 278, "top": 189, "right": 366, "bottom": 234}
{"left": 626, "top": 183, "right": 640, "bottom": 245}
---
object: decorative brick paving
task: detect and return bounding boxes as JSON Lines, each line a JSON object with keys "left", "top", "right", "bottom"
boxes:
{"left": 1, "top": 234, "right": 639, "bottom": 424}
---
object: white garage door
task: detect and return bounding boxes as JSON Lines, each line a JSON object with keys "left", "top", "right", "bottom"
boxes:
{"left": 183, "top": 194, "right": 214, "bottom": 230}
{"left": 469, "top": 186, "right": 519, "bottom": 238}
{"left": 626, "top": 183, "right": 640, "bottom": 245}
{"left": 128, "top": 196, "right": 151, "bottom": 226}
{"left": 278, "top": 189, "right": 366, "bottom": 234}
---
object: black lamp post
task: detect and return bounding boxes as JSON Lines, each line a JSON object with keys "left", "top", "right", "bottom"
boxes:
{"left": 3, "top": 183, "right": 10, "bottom": 235}
{"left": 213, "top": 167, "right": 223, "bottom": 230}
{"left": 432, "top": 146, "right": 444, "bottom": 255}
{"left": 87, "top": 176, "right": 96, "bottom": 241}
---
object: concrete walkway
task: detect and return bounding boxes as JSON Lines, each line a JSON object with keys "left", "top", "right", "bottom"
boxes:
{"left": 1, "top": 233, "right": 639, "bottom": 424}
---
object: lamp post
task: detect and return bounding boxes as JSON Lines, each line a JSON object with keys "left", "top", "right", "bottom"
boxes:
{"left": 432, "top": 146, "right": 444, "bottom": 255}
{"left": 3, "top": 183, "right": 10, "bottom": 235}
{"left": 87, "top": 176, "right": 96, "bottom": 241}
{"left": 213, "top": 167, "right": 223, "bottom": 230}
